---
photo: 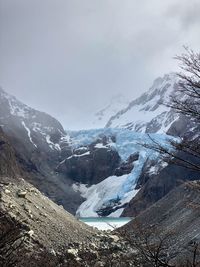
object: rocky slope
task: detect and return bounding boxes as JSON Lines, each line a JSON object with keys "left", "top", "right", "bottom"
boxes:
{"left": 0, "top": 179, "right": 135, "bottom": 267}
{"left": 120, "top": 181, "right": 200, "bottom": 265}
{"left": 0, "top": 179, "right": 95, "bottom": 249}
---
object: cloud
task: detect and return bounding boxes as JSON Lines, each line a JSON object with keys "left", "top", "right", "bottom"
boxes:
{"left": 0, "top": 0, "right": 200, "bottom": 129}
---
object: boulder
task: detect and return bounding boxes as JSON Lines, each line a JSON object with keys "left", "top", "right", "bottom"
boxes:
{"left": 17, "top": 190, "right": 27, "bottom": 198}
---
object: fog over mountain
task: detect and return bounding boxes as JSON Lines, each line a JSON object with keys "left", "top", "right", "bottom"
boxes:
{"left": 1, "top": 0, "right": 200, "bottom": 129}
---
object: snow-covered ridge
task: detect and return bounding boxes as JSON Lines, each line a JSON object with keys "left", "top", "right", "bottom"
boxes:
{"left": 105, "top": 73, "right": 180, "bottom": 134}
{"left": 0, "top": 87, "right": 68, "bottom": 151}
{"left": 70, "top": 128, "right": 176, "bottom": 217}
{"left": 0, "top": 87, "right": 38, "bottom": 120}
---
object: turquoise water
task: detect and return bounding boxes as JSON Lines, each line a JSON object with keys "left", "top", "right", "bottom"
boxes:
{"left": 80, "top": 217, "right": 132, "bottom": 230}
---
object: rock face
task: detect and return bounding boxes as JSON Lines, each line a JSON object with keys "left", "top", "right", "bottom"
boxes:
{"left": 0, "top": 127, "right": 22, "bottom": 178}
{"left": 57, "top": 138, "right": 121, "bottom": 185}
{"left": 114, "top": 153, "right": 138, "bottom": 177}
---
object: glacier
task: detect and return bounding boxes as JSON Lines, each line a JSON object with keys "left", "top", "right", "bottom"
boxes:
{"left": 68, "top": 128, "right": 176, "bottom": 217}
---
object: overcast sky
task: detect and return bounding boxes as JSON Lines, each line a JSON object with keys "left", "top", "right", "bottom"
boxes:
{"left": 0, "top": 0, "right": 200, "bottom": 129}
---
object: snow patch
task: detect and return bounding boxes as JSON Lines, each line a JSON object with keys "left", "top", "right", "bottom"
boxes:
{"left": 22, "top": 121, "right": 37, "bottom": 148}
{"left": 46, "top": 135, "right": 61, "bottom": 151}
{"left": 67, "top": 151, "right": 90, "bottom": 160}
{"left": 94, "top": 143, "right": 108, "bottom": 149}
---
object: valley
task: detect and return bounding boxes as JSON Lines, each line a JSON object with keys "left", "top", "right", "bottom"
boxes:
{"left": 0, "top": 74, "right": 181, "bottom": 218}
{"left": 0, "top": 71, "right": 200, "bottom": 266}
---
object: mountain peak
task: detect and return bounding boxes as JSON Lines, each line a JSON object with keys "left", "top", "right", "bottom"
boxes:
{"left": 148, "top": 72, "right": 178, "bottom": 94}
{"left": 105, "top": 73, "right": 180, "bottom": 134}
{"left": 85, "top": 94, "right": 129, "bottom": 129}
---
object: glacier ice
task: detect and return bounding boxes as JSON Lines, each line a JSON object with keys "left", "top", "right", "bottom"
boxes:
{"left": 69, "top": 128, "right": 176, "bottom": 217}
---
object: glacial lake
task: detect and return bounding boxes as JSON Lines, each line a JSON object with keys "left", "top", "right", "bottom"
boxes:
{"left": 80, "top": 217, "right": 132, "bottom": 230}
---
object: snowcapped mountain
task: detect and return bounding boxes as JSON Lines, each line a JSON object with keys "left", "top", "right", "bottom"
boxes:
{"left": 106, "top": 73, "right": 181, "bottom": 134}
{"left": 0, "top": 87, "right": 70, "bottom": 153}
{"left": 88, "top": 94, "right": 129, "bottom": 129}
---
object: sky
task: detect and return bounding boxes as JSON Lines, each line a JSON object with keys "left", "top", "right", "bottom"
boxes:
{"left": 0, "top": 0, "right": 200, "bottom": 130}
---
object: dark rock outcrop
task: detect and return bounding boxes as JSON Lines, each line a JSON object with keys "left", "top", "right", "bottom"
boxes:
{"left": 114, "top": 153, "right": 139, "bottom": 177}
{"left": 57, "top": 144, "right": 121, "bottom": 185}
